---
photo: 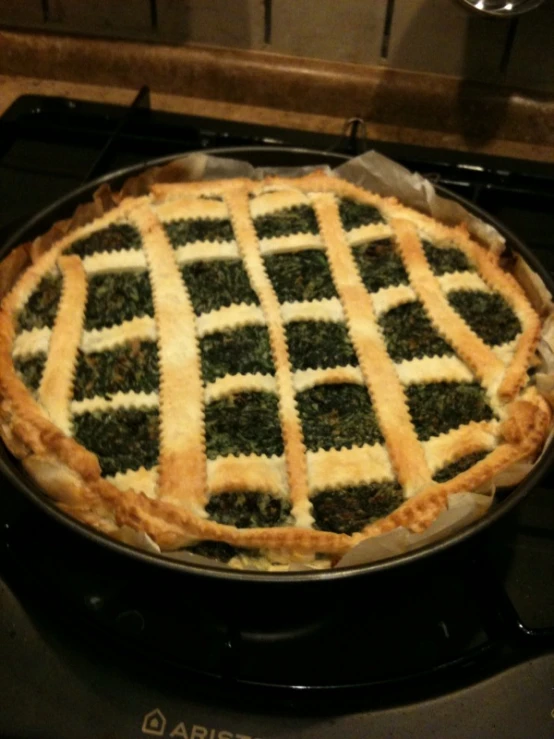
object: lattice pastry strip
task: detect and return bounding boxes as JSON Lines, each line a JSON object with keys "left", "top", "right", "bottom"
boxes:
{"left": 12, "top": 326, "right": 52, "bottom": 358}
{"left": 38, "top": 256, "right": 87, "bottom": 437}
{"left": 224, "top": 187, "right": 312, "bottom": 527}
{"left": 132, "top": 205, "right": 207, "bottom": 514}
{"left": 311, "top": 193, "right": 432, "bottom": 497}
{"left": 391, "top": 218, "right": 506, "bottom": 393}
{"left": 0, "top": 174, "right": 549, "bottom": 562}
{"left": 376, "top": 197, "right": 540, "bottom": 400}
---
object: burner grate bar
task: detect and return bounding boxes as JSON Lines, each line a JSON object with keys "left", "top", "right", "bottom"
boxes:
{"left": 464, "top": 554, "right": 554, "bottom": 646}
{"left": 81, "top": 85, "right": 152, "bottom": 184}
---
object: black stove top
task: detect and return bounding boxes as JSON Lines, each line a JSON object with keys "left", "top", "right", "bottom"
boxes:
{"left": 0, "top": 89, "right": 553, "bottom": 739}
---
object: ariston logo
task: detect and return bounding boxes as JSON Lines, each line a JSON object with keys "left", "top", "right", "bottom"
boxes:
{"left": 142, "top": 709, "right": 166, "bottom": 736}
{"left": 141, "top": 709, "right": 262, "bottom": 739}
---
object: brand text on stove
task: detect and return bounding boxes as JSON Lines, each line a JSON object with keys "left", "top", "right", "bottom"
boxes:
{"left": 141, "top": 708, "right": 262, "bottom": 739}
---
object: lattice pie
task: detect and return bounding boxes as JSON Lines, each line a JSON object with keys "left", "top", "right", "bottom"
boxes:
{"left": 0, "top": 173, "right": 550, "bottom": 565}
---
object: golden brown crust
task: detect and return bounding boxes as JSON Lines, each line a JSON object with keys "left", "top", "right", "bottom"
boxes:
{"left": 312, "top": 194, "right": 432, "bottom": 496}
{"left": 440, "top": 224, "right": 542, "bottom": 401}
{"left": 392, "top": 218, "right": 505, "bottom": 392}
{"left": 359, "top": 388, "right": 551, "bottom": 537}
{"left": 422, "top": 420, "right": 499, "bottom": 475}
{"left": 133, "top": 206, "right": 207, "bottom": 514}
{"left": 0, "top": 172, "right": 550, "bottom": 560}
{"left": 307, "top": 443, "right": 394, "bottom": 493}
{"left": 205, "top": 373, "right": 277, "bottom": 403}
{"left": 38, "top": 256, "right": 87, "bottom": 437}
{"left": 292, "top": 365, "right": 364, "bottom": 393}
{"left": 207, "top": 454, "right": 288, "bottom": 497}
{"left": 224, "top": 187, "right": 312, "bottom": 525}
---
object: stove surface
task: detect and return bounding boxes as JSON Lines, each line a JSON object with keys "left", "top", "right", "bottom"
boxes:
{"left": 1, "top": 480, "right": 553, "bottom": 738}
{"left": 0, "top": 91, "right": 553, "bottom": 739}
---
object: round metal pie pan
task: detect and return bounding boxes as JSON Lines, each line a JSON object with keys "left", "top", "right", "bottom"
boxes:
{"left": 1, "top": 146, "right": 553, "bottom": 583}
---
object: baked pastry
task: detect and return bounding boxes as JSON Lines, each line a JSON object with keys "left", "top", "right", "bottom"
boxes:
{"left": 0, "top": 172, "right": 550, "bottom": 566}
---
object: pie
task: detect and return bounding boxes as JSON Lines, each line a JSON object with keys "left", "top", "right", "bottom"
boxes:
{"left": 0, "top": 172, "right": 550, "bottom": 567}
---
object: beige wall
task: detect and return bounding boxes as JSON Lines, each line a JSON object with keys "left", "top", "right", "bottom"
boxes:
{"left": 1, "top": 0, "right": 553, "bottom": 92}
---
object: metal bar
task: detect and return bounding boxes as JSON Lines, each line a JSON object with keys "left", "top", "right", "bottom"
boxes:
{"left": 80, "top": 86, "right": 151, "bottom": 185}
{"left": 263, "top": 0, "right": 272, "bottom": 45}
{"left": 500, "top": 18, "right": 519, "bottom": 75}
{"left": 381, "top": 0, "right": 396, "bottom": 60}
{"left": 464, "top": 554, "right": 554, "bottom": 645}
{"left": 150, "top": 0, "right": 158, "bottom": 30}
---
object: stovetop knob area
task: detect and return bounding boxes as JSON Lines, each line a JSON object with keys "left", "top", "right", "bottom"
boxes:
{"left": 114, "top": 609, "right": 147, "bottom": 637}
{"left": 84, "top": 594, "right": 105, "bottom": 612}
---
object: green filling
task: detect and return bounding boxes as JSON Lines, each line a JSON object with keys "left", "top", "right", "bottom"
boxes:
{"left": 433, "top": 450, "right": 489, "bottom": 483}
{"left": 312, "top": 482, "right": 403, "bottom": 535}
{"left": 186, "top": 541, "right": 252, "bottom": 563}
{"left": 407, "top": 382, "right": 494, "bottom": 441}
{"left": 353, "top": 238, "right": 409, "bottom": 293}
{"left": 200, "top": 325, "right": 274, "bottom": 383}
{"left": 73, "top": 340, "right": 159, "bottom": 401}
{"left": 448, "top": 290, "right": 521, "bottom": 346}
{"left": 286, "top": 320, "right": 357, "bottom": 371}
{"left": 297, "top": 383, "right": 383, "bottom": 452}
{"left": 85, "top": 271, "right": 154, "bottom": 331}
{"left": 17, "top": 274, "right": 62, "bottom": 331}
{"left": 264, "top": 250, "right": 337, "bottom": 303}
{"left": 73, "top": 407, "right": 159, "bottom": 476}
{"left": 205, "top": 391, "right": 284, "bottom": 459}
{"left": 67, "top": 223, "right": 141, "bottom": 258}
{"left": 14, "top": 353, "right": 46, "bottom": 391}
{"left": 254, "top": 205, "right": 318, "bottom": 239}
{"left": 181, "top": 259, "right": 259, "bottom": 316}
{"left": 339, "top": 197, "right": 384, "bottom": 230}
{"left": 379, "top": 301, "right": 453, "bottom": 362}
{"left": 422, "top": 241, "right": 472, "bottom": 275}
{"left": 206, "top": 492, "right": 292, "bottom": 529}
{"left": 164, "top": 218, "right": 234, "bottom": 248}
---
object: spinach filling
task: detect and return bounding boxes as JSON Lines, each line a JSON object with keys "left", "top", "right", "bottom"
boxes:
{"left": 353, "top": 238, "right": 409, "bottom": 293}
{"left": 85, "top": 271, "right": 154, "bottom": 331}
{"left": 17, "top": 274, "right": 62, "bottom": 332}
{"left": 254, "top": 205, "right": 318, "bottom": 239}
{"left": 186, "top": 541, "right": 253, "bottom": 563}
{"left": 297, "top": 383, "right": 383, "bottom": 452}
{"left": 73, "top": 407, "right": 159, "bottom": 476}
{"left": 200, "top": 325, "right": 274, "bottom": 383}
{"left": 181, "top": 259, "right": 259, "bottom": 316}
{"left": 205, "top": 391, "right": 284, "bottom": 459}
{"left": 14, "top": 352, "right": 46, "bottom": 391}
{"left": 338, "top": 197, "right": 384, "bottom": 230}
{"left": 422, "top": 241, "right": 472, "bottom": 275}
{"left": 164, "top": 218, "right": 234, "bottom": 248}
{"left": 379, "top": 301, "right": 453, "bottom": 362}
{"left": 286, "top": 320, "right": 357, "bottom": 371}
{"left": 73, "top": 340, "right": 159, "bottom": 401}
{"left": 433, "top": 450, "right": 489, "bottom": 483}
{"left": 448, "top": 290, "right": 521, "bottom": 346}
{"left": 406, "top": 381, "right": 494, "bottom": 441}
{"left": 312, "top": 482, "right": 403, "bottom": 535}
{"left": 264, "top": 250, "right": 337, "bottom": 303}
{"left": 67, "top": 223, "right": 141, "bottom": 258}
{"left": 206, "top": 492, "right": 292, "bottom": 529}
